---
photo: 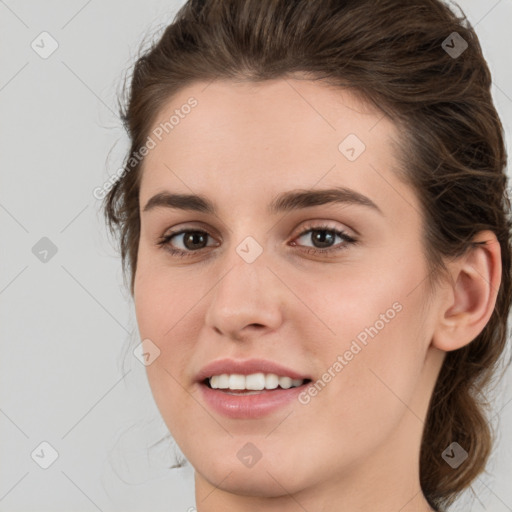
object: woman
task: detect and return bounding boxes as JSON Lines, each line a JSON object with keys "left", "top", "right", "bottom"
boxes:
{"left": 103, "top": 0, "right": 512, "bottom": 510}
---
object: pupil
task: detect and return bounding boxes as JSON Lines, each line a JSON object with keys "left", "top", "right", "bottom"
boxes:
{"left": 313, "top": 230, "right": 334, "bottom": 248}
{"left": 185, "top": 232, "right": 206, "bottom": 250}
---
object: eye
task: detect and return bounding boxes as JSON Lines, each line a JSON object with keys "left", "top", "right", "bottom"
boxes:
{"left": 156, "top": 223, "right": 358, "bottom": 259}
{"left": 290, "top": 224, "right": 357, "bottom": 256}
{"left": 157, "top": 229, "right": 218, "bottom": 257}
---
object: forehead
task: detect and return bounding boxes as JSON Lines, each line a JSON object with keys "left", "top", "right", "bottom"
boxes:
{"left": 145, "top": 78, "right": 389, "bottom": 157}
{"left": 139, "top": 78, "right": 415, "bottom": 218}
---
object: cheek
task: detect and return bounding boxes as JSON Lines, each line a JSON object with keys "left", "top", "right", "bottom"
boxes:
{"left": 134, "top": 250, "right": 199, "bottom": 339}
{"left": 306, "top": 250, "right": 431, "bottom": 435}
{"left": 133, "top": 261, "right": 198, "bottom": 414}
{"left": 288, "top": 241, "right": 427, "bottom": 356}
{"left": 134, "top": 276, "right": 197, "bottom": 441}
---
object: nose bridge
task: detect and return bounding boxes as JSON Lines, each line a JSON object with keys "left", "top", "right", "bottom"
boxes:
{"left": 212, "top": 236, "right": 268, "bottom": 310}
{"left": 203, "top": 234, "right": 283, "bottom": 337}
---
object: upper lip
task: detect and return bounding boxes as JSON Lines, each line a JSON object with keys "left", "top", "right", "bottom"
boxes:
{"left": 196, "top": 358, "right": 311, "bottom": 383}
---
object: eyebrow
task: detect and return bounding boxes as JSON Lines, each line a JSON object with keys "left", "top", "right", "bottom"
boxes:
{"left": 142, "top": 186, "right": 382, "bottom": 215}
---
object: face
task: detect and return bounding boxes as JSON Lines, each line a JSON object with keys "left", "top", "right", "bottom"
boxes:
{"left": 134, "top": 78, "right": 444, "bottom": 502}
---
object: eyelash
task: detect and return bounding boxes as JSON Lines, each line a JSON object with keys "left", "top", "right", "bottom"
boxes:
{"left": 156, "top": 223, "right": 358, "bottom": 259}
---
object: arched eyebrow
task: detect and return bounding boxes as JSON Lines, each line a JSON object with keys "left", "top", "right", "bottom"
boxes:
{"left": 268, "top": 187, "right": 382, "bottom": 215}
{"left": 142, "top": 187, "right": 382, "bottom": 215}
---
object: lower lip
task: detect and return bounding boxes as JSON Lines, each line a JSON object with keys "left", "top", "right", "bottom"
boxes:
{"left": 199, "top": 382, "right": 310, "bottom": 419}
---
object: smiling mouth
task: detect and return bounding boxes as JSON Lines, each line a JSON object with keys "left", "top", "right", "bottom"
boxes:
{"left": 202, "top": 374, "right": 312, "bottom": 395}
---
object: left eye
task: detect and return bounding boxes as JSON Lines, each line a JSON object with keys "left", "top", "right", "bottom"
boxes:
{"left": 293, "top": 227, "right": 355, "bottom": 250}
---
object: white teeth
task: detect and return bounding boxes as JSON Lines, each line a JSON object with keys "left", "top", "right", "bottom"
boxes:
{"left": 229, "top": 374, "right": 245, "bottom": 389}
{"left": 265, "top": 373, "right": 279, "bottom": 389}
{"left": 217, "top": 374, "right": 229, "bottom": 389}
{"left": 245, "top": 373, "right": 266, "bottom": 390}
{"left": 279, "top": 376, "right": 292, "bottom": 389}
{"left": 210, "top": 376, "right": 219, "bottom": 389}
{"left": 208, "top": 373, "right": 305, "bottom": 391}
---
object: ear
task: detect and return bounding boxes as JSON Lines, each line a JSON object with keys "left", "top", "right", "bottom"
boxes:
{"left": 432, "top": 230, "right": 502, "bottom": 352}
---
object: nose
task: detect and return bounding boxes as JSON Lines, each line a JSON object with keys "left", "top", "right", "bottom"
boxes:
{"left": 203, "top": 248, "right": 285, "bottom": 342}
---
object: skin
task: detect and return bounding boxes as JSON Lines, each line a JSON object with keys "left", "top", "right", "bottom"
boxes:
{"left": 133, "top": 78, "right": 501, "bottom": 512}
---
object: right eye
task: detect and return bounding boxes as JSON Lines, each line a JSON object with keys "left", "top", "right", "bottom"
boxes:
{"left": 157, "top": 229, "right": 219, "bottom": 257}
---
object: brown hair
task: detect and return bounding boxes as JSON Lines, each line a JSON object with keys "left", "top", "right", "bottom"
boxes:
{"left": 103, "top": 0, "right": 512, "bottom": 509}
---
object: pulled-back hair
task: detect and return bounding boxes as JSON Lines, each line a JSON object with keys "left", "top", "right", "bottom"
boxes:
{"left": 103, "top": 1, "right": 512, "bottom": 509}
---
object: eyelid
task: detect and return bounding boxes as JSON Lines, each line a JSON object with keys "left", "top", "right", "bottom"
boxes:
{"left": 291, "top": 219, "right": 356, "bottom": 240}
{"left": 158, "top": 220, "right": 219, "bottom": 239}
{"left": 158, "top": 220, "right": 353, "bottom": 245}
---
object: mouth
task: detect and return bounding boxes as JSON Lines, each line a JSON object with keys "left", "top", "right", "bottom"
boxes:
{"left": 195, "top": 358, "right": 313, "bottom": 418}
{"left": 202, "top": 373, "right": 312, "bottom": 395}
{"left": 198, "top": 373, "right": 313, "bottom": 419}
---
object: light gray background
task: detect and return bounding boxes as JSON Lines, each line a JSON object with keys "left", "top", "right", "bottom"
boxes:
{"left": 1, "top": 1, "right": 511, "bottom": 511}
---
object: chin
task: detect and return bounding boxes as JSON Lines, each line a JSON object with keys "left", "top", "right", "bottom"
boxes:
{"left": 197, "top": 460, "right": 308, "bottom": 498}
{"left": 190, "top": 440, "right": 318, "bottom": 497}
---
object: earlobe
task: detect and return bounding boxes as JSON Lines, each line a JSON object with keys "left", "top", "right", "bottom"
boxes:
{"left": 432, "top": 230, "right": 502, "bottom": 352}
